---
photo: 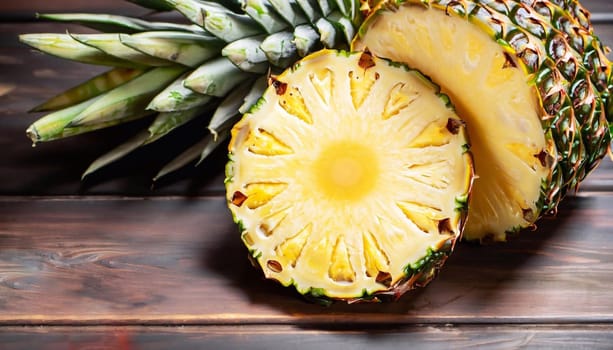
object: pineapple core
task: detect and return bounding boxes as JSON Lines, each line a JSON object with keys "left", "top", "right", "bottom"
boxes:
{"left": 227, "top": 50, "right": 473, "bottom": 299}
{"left": 313, "top": 141, "right": 379, "bottom": 201}
{"left": 354, "top": 5, "right": 550, "bottom": 241}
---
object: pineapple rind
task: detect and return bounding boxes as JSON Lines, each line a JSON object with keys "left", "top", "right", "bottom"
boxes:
{"left": 429, "top": 0, "right": 611, "bottom": 205}
{"left": 282, "top": 241, "right": 454, "bottom": 304}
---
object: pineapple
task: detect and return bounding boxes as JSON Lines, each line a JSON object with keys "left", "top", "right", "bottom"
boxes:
{"left": 353, "top": 0, "right": 612, "bottom": 242}
{"left": 19, "top": 0, "right": 613, "bottom": 300}
{"left": 226, "top": 50, "right": 474, "bottom": 301}
{"left": 20, "top": 0, "right": 363, "bottom": 178}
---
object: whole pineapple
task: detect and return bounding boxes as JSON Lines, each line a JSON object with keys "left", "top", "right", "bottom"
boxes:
{"left": 353, "top": 0, "right": 612, "bottom": 242}
{"left": 226, "top": 49, "right": 474, "bottom": 301}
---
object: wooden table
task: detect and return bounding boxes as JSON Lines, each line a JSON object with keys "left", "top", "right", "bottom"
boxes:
{"left": 1, "top": 1, "right": 613, "bottom": 348}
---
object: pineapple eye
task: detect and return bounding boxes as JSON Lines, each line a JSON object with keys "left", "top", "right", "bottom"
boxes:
{"left": 446, "top": 118, "right": 464, "bottom": 134}
{"left": 358, "top": 51, "right": 376, "bottom": 69}
{"left": 522, "top": 208, "right": 535, "bottom": 222}
{"left": 437, "top": 218, "right": 454, "bottom": 235}
{"left": 270, "top": 77, "right": 288, "bottom": 95}
{"left": 535, "top": 150, "right": 549, "bottom": 167}
{"left": 503, "top": 52, "right": 517, "bottom": 68}
{"left": 375, "top": 272, "right": 392, "bottom": 287}
{"left": 231, "top": 191, "right": 247, "bottom": 207}
{"left": 267, "top": 260, "right": 283, "bottom": 273}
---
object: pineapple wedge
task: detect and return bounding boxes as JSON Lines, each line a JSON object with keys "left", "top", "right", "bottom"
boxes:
{"left": 226, "top": 50, "right": 474, "bottom": 301}
{"left": 353, "top": 0, "right": 612, "bottom": 242}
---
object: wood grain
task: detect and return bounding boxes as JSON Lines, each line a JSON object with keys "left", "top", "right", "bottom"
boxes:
{"left": 584, "top": 0, "right": 613, "bottom": 15}
{"left": 1, "top": 195, "right": 613, "bottom": 325}
{"left": 0, "top": 1, "right": 146, "bottom": 19}
{"left": 1, "top": 3, "right": 613, "bottom": 347}
{"left": 2, "top": 325, "right": 613, "bottom": 350}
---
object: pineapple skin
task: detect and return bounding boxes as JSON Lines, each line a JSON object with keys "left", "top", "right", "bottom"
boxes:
{"left": 354, "top": 0, "right": 612, "bottom": 242}
{"left": 225, "top": 50, "right": 475, "bottom": 302}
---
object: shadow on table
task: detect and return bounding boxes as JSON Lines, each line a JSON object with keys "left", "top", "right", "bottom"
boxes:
{"left": 199, "top": 194, "right": 591, "bottom": 328}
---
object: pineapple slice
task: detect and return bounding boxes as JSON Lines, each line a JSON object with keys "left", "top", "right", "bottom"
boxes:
{"left": 353, "top": 1, "right": 611, "bottom": 242}
{"left": 226, "top": 50, "right": 474, "bottom": 301}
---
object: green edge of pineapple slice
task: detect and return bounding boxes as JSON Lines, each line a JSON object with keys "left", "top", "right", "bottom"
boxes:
{"left": 225, "top": 49, "right": 474, "bottom": 302}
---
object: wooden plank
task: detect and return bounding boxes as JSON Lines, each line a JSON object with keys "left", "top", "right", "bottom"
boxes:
{"left": 594, "top": 22, "right": 613, "bottom": 53}
{"left": 0, "top": 1, "right": 146, "bottom": 19}
{"left": 1, "top": 324, "right": 613, "bottom": 350}
{"left": 1, "top": 195, "right": 613, "bottom": 325}
{"left": 584, "top": 0, "right": 613, "bottom": 15}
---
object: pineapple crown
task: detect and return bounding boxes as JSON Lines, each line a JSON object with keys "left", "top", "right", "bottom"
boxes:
{"left": 20, "top": 0, "right": 363, "bottom": 180}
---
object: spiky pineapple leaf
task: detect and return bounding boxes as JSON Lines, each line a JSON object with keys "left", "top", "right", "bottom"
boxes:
{"left": 314, "top": 17, "right": 341, "bottom": 48}
{"left": 19, "top": 33, "right": 140, "bottom": 68}
{"left": 70, "top": 33, "right": 173, "bottom": 66}
{"left": 269, "top": 0, "right": 309, "bottom": 27}
{"left": 316, "top": 0, "right": 334, "bottom": 16}
{"left": 120, "top": 31, "right": 223, "bottom": 67}
{"left": 37, "top": 13, "right": 201, "bottom": 33}
{"left": 238, "top": 76, "right": 268, "bottom": 114}
{"left": 70, "top": 66, "right": 187, "bottom": 127}
{"left": 183, "top": 57, "right": 252, "bottom": 96}
{"left": 167, "top": 0, "right": 263, "bottom": 41}
{"left": 147, "top": 72, "right": 213, "bottom": 112}
{"left": 295, "top": 0, "right": 322, "bottom": 23}
{"left": 27, "top": 97, "right": 102, "bottom": 143}
{"left": 154, "top": 129, "right": 229, "bottom": 181}
{"left": 241, "top": 0, "right": 290, "bottom": 34}
{"left": 326, "top": 10, "right": 355, "bottom": 44}
{"left": 82, "top": 105, "right": 209, "bottom": 178}
{"left": 30, "top": 67, "right": 146, "bottom": 112}
{"left": 332, "top": 0, "right": 356, "bottom": 18}
{"left": 27, "top": 95, "right": 152, "bottom": 144}
{"left": 222, "top": 35, "right": 269, "bottom": 73}
{"left": 207, "top": 80, "right": 255, "bottom": 139}
{"left": 261, "top": 31, "right": 298, "bottom": 68}
{"left": 146, "top": 107, "right": 207, "bottom": 144}
{"left": 23, "top": 0, "right": 363, "bottom": 179}
{"left": 293, "top": 24, "right": 321, "bottom": 57}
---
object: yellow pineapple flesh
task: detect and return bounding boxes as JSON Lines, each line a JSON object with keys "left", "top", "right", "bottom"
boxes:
{"left": 353, "top": 4, "right": 552, "bottom": 241}
{"left": 226, "top": 50, "right": 474, "bottom": 301}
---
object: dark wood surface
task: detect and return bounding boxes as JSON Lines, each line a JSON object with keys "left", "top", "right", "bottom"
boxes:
{"left": 1, "top": 1, "right": 613, "bottom": 349}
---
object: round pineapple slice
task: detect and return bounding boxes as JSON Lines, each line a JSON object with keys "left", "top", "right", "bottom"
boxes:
{"left": 226, "top": 50, "right": 474, "bottom": 301}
